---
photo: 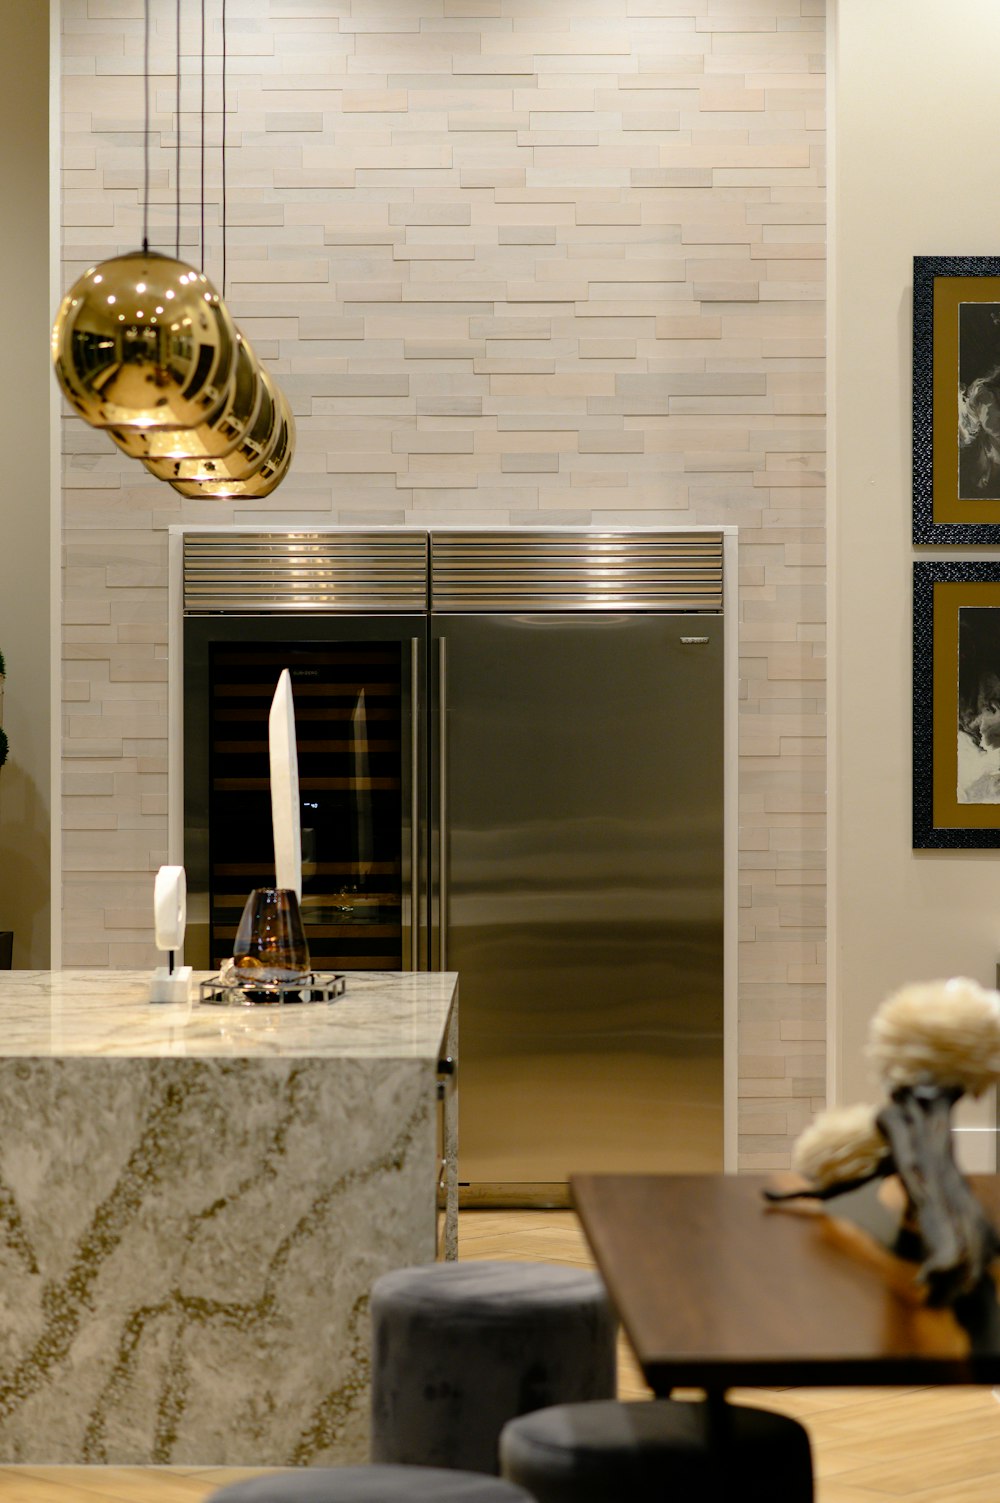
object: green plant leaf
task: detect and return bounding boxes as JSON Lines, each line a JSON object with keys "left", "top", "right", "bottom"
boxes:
{"left": 0, "top": 726, "right": 7, "bottom": 768}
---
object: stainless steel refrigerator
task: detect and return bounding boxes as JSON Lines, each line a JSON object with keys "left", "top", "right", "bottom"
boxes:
{"left": 181, "top": 528, "right": 725, "bottom": 1202}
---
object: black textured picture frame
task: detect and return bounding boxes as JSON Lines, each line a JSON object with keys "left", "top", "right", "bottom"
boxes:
{"left": 914, "top": 560, "right": 1000, "bottom": 847}
{"left": 913, "top": 255, "right": 1000, "bottom": 543}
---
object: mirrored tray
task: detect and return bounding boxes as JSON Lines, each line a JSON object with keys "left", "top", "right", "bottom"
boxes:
{"left": 199, "top": 971, "right": 346, "bottom": 1007}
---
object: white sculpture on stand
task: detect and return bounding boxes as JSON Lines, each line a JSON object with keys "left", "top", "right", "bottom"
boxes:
{"left": 269, "top": 667, "right": 302, "bottom": 901}
{"left": 150, "top": 863, "right": 193, "bottom": 1003}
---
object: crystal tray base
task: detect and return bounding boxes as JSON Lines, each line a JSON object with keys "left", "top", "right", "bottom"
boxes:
{"left": 199, "top": 971, "right": 347, "bottom": 1007}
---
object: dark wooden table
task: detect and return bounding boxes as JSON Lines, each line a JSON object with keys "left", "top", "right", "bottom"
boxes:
{"left": 571, "top": 1172, "right": 1000, "bottom": 1395}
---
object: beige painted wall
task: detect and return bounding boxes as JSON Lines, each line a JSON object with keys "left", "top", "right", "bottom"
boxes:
{"left": 0, "top": 3, "right": 52, "bottom": 967}
{"left": 832, "top": 0, "right": 1000, "bottom": 1119}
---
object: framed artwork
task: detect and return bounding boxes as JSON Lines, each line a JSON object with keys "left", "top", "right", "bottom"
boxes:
{"left": 914, "top": 561, "right": 1000, "bottom": 847}
{"left": 913, "top": 255, "right": 1000, "bottom": 542}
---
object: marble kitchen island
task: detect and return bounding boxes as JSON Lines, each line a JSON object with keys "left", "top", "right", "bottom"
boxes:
{"left": 0, "top": 969, "right": 458, "bottom": 1467}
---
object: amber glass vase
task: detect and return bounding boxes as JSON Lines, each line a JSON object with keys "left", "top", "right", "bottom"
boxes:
{"left": 232, "top": 888, "right": 311, "bottom": 985}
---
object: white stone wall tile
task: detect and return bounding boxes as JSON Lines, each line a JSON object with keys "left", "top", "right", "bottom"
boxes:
{"left": 60, "top": 0, "right": 825, "bottom": 1156}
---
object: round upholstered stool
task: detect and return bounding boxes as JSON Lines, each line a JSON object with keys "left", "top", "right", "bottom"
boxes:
{"left": 207, "top": 1465, "right": 535, "bottom": 1502}
{"left": 370, "top": 1261, "right": 617, "bottom": 1475}
{"left": 500, "top": 1398, "right": 814, "bottom": 1503}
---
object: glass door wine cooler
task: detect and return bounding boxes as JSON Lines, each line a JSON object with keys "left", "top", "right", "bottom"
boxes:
{"left": 183, "top": 616, "right": 426, "bottom": 974}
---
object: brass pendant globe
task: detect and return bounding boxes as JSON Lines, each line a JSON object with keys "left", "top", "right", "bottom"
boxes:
{"left": 51, "top": 249, "right": 237, "bottom": 432}
{"left": 149, "top": 364, "right": 280, "bottom": 486}
{"left": 168, "top": 387, "right": 296, "bottom": 499}
{"left": 118, "top": 332, "right": 262, "bottom": 465}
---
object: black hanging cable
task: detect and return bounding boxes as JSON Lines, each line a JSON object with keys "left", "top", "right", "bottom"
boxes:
{"left": 200, "top": 0, "right": 206, "bottom": 271}
{"left": 142, "top": 0, "right": 151, "bottom": 253}
{"left": 221, "top": 0, "right": 227, "bottom": 298}
{"left": 175, "top": 0, "right": 181, "bottom": 259}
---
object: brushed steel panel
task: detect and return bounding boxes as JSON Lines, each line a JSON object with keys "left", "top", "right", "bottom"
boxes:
{"left": 182, "top": 530, "right": 723, "bottom": 614}
{"left": 432, "top": 612, "right": 724, "bottom": 1187}
{"left": 430, "top": 530, "right": 723, "bottom": 612}
{"left": 183, "top": 532, "right": 429, "bottom": 613}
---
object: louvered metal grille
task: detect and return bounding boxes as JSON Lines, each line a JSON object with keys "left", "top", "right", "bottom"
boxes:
{"left": 182, "top": 532, "right": 429, "bottom": 613}
{"left": 429, "top": 531, "right": 724, "bottom": 612}
{"left": 182, "top": 529, "right": 724, "bottom": 614}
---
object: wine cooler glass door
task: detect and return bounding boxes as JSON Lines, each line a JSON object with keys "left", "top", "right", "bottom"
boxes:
{"left": 183, "top": 617, "right": 426, "bottom": 974}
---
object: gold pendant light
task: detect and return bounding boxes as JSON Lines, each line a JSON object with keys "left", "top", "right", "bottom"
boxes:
{"left": 50, "top": 0, "right": 295, "bottom": 500}
{"left": 146, "top": 363, "right": 280, "bottom": 485}
{"left": 116, "top": 331, "right": 262, "bottom": 465}
{"left": 52, "top": 250, "right": 236, "bottom": 432}
{"left": 170, "top": 392, "right": 296, "bottom": 500}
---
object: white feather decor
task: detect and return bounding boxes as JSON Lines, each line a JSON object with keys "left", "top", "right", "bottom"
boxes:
{"left": 792, "top": 1103, "right": 889, "bottom": 1189}
{"left": 867, "top": 977, "right": 1000, "bottom": 1096}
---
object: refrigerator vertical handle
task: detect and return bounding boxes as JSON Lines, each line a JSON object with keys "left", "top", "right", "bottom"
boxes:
{"left": 438, "top": 634, "right": 448, "bottom": 970}
{"left": 410, "top": 637, "right": 420, "bottom": 973}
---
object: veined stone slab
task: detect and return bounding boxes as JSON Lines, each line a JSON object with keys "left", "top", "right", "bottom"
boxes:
{"left": 0, "top": 969, "right": 458, "bottom": 1467}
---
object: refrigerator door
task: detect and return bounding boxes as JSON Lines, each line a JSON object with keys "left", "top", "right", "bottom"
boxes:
{"left": 183, "top": 615, "right": 428, "bottom": 973}
{"left": 431, "top": 612, "right": 724, "bottom": 1193}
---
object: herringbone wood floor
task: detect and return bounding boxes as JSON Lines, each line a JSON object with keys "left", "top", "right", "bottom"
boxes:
{"left": 0, "top": 1211, "right": 997, "bottom": 1501}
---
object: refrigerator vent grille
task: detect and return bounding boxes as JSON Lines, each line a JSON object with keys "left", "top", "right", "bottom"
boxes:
{"left": 430, "top": 531, "right": 724, "bottom": 612}
{"left": 182, "top": 529, "right": 725, "bottom": 614}
{"left": 182, "top": 532, "right": 429, "bottom": 613}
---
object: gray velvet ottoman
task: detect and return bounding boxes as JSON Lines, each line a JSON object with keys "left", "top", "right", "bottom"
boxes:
{"left": 500, "top": 1398, "right": 814, "bottom": 1502}
{"left": 371, "top": 1261, "right": 617, "bottom": 1475}
{"left": 207, "top": 1466, "right": 535, "bottom": 1502}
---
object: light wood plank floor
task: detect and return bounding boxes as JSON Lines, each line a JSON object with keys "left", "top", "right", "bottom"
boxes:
{"left": 1, "top": 1210, "right": 998, "bottom": 1501}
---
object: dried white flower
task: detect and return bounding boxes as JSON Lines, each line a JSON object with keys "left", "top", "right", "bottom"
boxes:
{"left": 792, "top": 1103, "right": 889, "bottom": 1189}
{"left": 867, "top": 977, "right": 1000, "bottom": 1096}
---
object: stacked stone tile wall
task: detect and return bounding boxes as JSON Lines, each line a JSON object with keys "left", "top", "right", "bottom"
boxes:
{"left": 60, "top": 0, "right": 826, "bottom": 1167}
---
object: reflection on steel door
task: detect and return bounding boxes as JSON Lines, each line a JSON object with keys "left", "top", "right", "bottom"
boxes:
{"left": 432, "top": 612, "right": 724, "bottom": 1192}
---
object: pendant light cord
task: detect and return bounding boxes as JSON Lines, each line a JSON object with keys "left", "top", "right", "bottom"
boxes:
{"left": 142, "top": 0, "right": 151, "bottom": 253}
{"left": 221, "top": 0, "right": 227, "bottom": 298}
{"left": 199, "top": 0, "right": 206, "bottom": 272}
{"left": 175, "top": 0, "right": 181, "bottom": 260}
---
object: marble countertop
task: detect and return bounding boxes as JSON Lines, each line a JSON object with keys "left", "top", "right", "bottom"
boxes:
{"left": 0, "top": 969, "right": 458, "bottom": 1060}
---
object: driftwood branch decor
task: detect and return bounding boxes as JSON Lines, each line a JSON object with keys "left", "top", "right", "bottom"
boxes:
{"left": 765, "top": 978, "right": 1000, "bottom": 1306}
